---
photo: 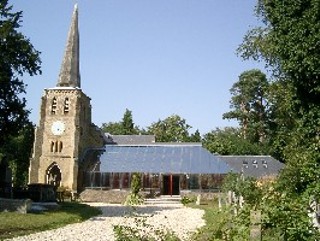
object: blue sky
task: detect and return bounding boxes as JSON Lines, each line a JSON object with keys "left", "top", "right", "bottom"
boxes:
{"left": 12, "top": 1, "right": 265, "bottom": 135}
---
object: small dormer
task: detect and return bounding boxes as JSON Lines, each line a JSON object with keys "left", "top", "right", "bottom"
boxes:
{"left": 252, "top": 160, "right": 258, "bottom": 168}
{"left": 262, "top": 159, "right": 268, "bottom": 168}
{"left": 242, "top": 160, "right": 248, "bottom": 169}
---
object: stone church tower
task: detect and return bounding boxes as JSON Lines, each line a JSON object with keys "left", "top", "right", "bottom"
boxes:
{"left": 29, "top": 5, "right": 105, "bottom": 193}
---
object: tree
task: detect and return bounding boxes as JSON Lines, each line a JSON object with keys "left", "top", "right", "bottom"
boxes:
{"left": 238, "top": 1, "right": 320, "bottom": 163}
{"left": 100, "top": 109, "right": 140, "bottom": 135}
{"left": 0, "top": 1, "right": 41, "bottom": 148}
{"left": 235, "top": 1, "right": 320, "bottom": 239}
{"left": 100, "top": 121, "right": 123, "bottom": 135}
{"left": 121, "top": 108, "right": 139, "bottom": 135}
{"left": 223, "top": 69, "right": 270, "bottom": 143}
{"left": 238, "top": 0, "right": 320, "bottom": 108}
{"left": 147, "top": 114, "right": 192, "bottom": 142}
{"left": 238, "top": 0, "right": 320, "bottom": 183}
{"left": 0, "top": 122, "right": 34, "bottom": 187}
{"left": 202, "top": 127, "right": 268, "bottom": 155}
{"left": 0, "top": 1, "right": 41, "bottom": 187}
{"left": 266, "top": 81, "right": 297, "bottom": 161}
{"left": 188, "top": 129, "right": 201, "bottom": 142}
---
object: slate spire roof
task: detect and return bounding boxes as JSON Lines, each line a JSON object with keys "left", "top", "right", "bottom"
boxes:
{"left": 57, "top": 4, "right": 81, "bottom": 88}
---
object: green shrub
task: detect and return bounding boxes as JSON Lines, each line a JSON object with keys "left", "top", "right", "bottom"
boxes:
{"left": 131, "top": 173, "right": 141, "bottom": 195}
{"left": 113, "top": 216, "right": 180, "bottom": 241}
{"left": 124, "top": 193, "right": 144, "bottom": 206}
{"left": 125, "top": 173, "right": 144, "bottom": 205}
{"left": 181, "top": 196, "right": 196, "bottom": 205}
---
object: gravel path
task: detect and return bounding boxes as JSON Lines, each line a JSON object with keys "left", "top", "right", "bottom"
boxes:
{"left": 6, "top": 203, "right": 205, "bottom": 241}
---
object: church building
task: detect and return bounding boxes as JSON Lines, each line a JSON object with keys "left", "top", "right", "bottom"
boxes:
{"left": 28, "top": 5, "right": 106, "bottom": 193}
{"left": 28, "top": 5, "right": 284, "bottom": 196}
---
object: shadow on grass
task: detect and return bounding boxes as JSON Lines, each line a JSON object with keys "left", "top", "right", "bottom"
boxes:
{"left": 86, "top": 202, "right": 183, "bottom": 218}
{"left": 58, "top": 202, "right": 102, "bottom": 220}
{"left": 0, "top": 202, "right": 101, "bottom": 240}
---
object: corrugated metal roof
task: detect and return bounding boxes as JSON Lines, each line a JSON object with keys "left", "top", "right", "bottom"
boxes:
{"left": 98, "top": 144, "right": 231, "bottom": 174}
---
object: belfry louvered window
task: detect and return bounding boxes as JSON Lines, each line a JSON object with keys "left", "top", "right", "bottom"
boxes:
{"left": 51, "top": 97, "right": 57, "bottom": 114}
{"left": 50, "top": 141, "right": 63, "bottom": 153}
{"left": 64, "top": 97, "right": 70, "bottom": 114}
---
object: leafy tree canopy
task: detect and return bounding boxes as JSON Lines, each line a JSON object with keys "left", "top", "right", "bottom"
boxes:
{"left": 0, "top": 121, "right": 34, "bottom": 186}
{"left": 229, "top": 1, "right": 320, "bottom": 239}
{"left": 223, "top": 69, "right": 270, "bottom": 143}
{"left": 202, "top": 127, "right": 268, "bottom": 155}
{"left": 0, "top": 0, "right": 41, "bottom": 148}
{"left": 238, "top": 0, "right": 320, "bottom": 107}
{"left": 101, "top": 109, "right": 141, "bottom": 135}
{"left": 189, "top": 129, "right": 201, "bottom": 142}
{"left": 0, "top": 1, "right": 40, "bottom": 187}
{"left": 147, "top": 114, "right": 194, "bottom": 142}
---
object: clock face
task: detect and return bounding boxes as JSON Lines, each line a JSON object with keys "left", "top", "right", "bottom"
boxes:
{"left": 51, "top": 121, "right": 65, "bottom": 135}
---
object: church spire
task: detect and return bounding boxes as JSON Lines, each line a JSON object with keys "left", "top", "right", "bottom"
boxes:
{"left": 57, "top": 4, "right": 81, "bottom": 88}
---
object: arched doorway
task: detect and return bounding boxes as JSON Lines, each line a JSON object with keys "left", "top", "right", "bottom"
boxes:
{"left": 46, "top": 163, "right": 61, "bottom": 188}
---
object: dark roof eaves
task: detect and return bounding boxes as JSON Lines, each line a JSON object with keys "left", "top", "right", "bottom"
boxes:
{"left": 106, "top": 143, "right": 202, "bottom": 147}
{"left": 218, "top": 155, "right": 274, "bottom": 158}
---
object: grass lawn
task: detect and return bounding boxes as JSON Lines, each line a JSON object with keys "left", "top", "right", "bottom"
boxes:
{"left": 0, "top": 202, "right": 101, "bottom": 240}
{"left": 188, "top": 200, "right": 228, "bottom": 241}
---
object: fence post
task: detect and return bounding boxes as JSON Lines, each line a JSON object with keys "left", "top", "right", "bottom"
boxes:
{"left": 250, "top": 210, "right": 261, "bottom": 241}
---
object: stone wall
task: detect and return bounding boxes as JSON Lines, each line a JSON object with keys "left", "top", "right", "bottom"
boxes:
{"left": 0, "top": 198, "right": 32, "bottom": 213}
{"left": 180, "top": 190, "right": 220, "bottom": 200}
{"left": 80, "top": 189, "right": 221, "bottom": 203}
{"left": 80, "top": 189, "right": 130, "bottom": 203}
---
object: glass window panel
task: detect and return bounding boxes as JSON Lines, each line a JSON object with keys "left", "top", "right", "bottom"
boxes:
{"left": 150, "top": 174, "right": 160, "bottom": 189}
{"left": 142, "top": 173, "right": 150, "bottom": 189}
{"left": 89, "top": 172, "right": 101, "bottom": 187}
{"left": 200, "top": 175, "right": 209, "bottom": 189}
{"left": 122, "top": 173, "right": 130, "bottom": 189}
{"left": 180, "top": 175, "right": 188, "bottom": 190}
{"left": 112, "top": 173, "right": 120, "bottom": 189}
{"left": 189, "top": 174, "right": 199, "bottom": 189}
{"left": 101, "top": 173, "right": 110, "bottom": 187}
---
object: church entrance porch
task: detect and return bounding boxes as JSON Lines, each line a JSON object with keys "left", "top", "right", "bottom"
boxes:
{"left": 162, "top": 174, "right": 180, "bottom": 196}
{"left": 46, "top": 163, "right": 62, "bottom": 189}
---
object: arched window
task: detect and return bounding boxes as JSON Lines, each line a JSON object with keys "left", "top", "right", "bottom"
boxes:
{"left": 59, "top": 141, "right": 63, "bottom": 152}
{"left": 50, "top": 141, "right": 55, "bottom": 152}
{"left": 51, "top": 97, "right": 57, "bottom": 114}
{"left": 64, "top": 97, "right": 70, "bottom": 114}
{"left": 55, "top": 141, "right": 59, "bottom": 152}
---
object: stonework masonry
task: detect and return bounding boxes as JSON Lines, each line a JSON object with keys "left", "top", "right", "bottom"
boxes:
{"left": 29, "top": 88, "right": 105, "bottom": 192}
{"left": 28, "top": 5, "right": 105, "bottom": 193}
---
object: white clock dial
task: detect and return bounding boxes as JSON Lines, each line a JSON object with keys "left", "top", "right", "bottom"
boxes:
{"left": 51, "top": 121, "right": 65, "bottom": 135}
